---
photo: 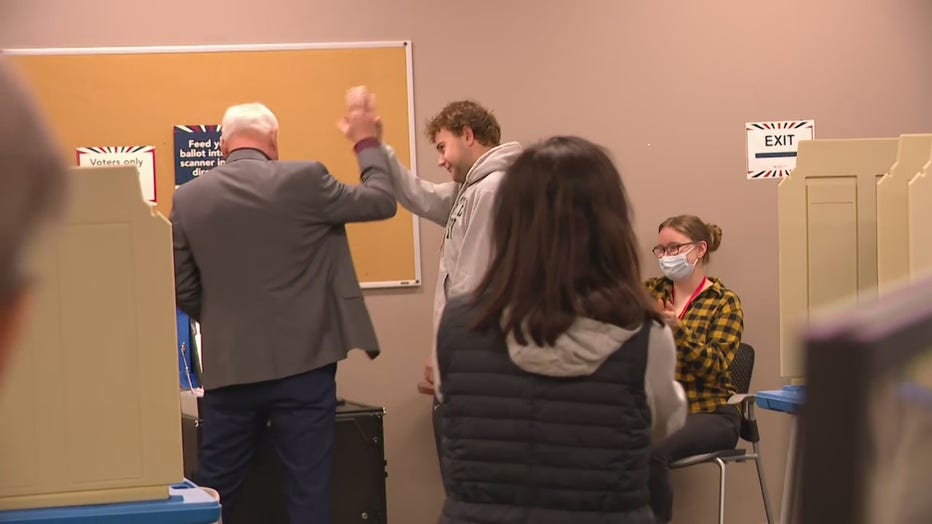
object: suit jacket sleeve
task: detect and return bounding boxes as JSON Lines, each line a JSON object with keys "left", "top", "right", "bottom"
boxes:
{"left": 313, "top": 145, "right": 398, "bottom": 224}
{"left": 170, "top": 199, "right": 202, "bottom": 322}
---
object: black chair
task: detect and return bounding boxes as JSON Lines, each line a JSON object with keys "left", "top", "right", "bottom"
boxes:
{"left": 668, "top": 343, "right": 776, "bottom": 524}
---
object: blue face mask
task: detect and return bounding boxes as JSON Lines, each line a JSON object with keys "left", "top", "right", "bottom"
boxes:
{"left": 658, "top": 246, "right": 696, "bottom": 281}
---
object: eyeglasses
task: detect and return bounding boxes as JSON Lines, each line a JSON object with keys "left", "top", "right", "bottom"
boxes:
{"left": 651, "top": 242, "right": 696, "bottom": 258}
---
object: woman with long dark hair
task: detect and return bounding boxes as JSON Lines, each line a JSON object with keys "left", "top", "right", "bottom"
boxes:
{"left": 434, "top": 136, "right": 686, "bottom": 523}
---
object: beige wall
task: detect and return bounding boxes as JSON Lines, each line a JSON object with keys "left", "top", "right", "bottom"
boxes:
{"left": 3, "top": 0, "right": 930, "bottom": 522}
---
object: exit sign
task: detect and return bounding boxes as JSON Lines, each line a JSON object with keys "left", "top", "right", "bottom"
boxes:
{"left": 746, "top": 120, "right": 815, "bottom": 179}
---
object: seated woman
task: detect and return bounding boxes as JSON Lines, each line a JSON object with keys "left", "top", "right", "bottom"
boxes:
{"left": 644, "top": 215, "right": 743, "bottom": 524}
{"left": 433, "top": 136, "right": 686, "bottom": 524}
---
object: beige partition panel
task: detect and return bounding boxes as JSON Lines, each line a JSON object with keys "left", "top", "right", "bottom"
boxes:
{"left": 877, "top": 134, "right": 932, "bottom": 291}
{"left": 909, "top": 142, "right": 932, "bottom": 278}
{"left": 778, "top": 138, "right": 898, "bottom": 377}
{"left": 0, "top": 167, "right": 182, "bottom": 510}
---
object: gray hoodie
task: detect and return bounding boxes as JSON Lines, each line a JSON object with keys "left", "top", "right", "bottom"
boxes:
{"left": 383, "top": 142, "right": 523, "bottom": 343}
{"left": 503, "top": 319, "right": 687, "bottom": 441}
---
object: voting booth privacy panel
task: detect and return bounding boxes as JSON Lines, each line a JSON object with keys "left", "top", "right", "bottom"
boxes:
{"left": 0, "top": 167, "right": 183, "bottom": 511}
{"left": 876, "top": 135, "right": 932, "bottom": 291}
{"left": 778, "top": 134, "right": 932, "bottom": 378}
{"left": 908, "top": 140, "right": 932, "bottom": 281}
{"left": 6, "top": 42, "right": 422, "bottom": 288}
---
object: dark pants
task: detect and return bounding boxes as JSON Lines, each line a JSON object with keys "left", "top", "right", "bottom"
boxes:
{"left": 648, "top": 406, "right": 741, "bottom": 523}
{"left": 195, "top": 364, "right": 337, "bottom": 524}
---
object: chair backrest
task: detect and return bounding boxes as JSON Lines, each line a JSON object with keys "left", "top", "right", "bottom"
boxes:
{"left": 730, "top": 343, "right": 755, "bottom": 394}
{"left": 732, "top": 343, "right": 760, "bottom": 443}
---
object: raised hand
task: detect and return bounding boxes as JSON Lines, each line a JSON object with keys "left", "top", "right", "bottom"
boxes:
{"left": 338, "top": 85, "right": 380, "bottom": 143}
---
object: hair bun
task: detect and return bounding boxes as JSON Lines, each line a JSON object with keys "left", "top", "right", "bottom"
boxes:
{"left": 706, "top": 223, "right": 722, "bottom": 252}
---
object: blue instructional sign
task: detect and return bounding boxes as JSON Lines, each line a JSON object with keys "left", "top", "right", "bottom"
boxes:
{"left": 174, "top": 125, "right": 224, "bottom": 186}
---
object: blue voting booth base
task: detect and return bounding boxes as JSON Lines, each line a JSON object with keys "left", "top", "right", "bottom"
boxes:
{"left": 756, "top": 385, "right": 805, "bottom": 414}
{"left": 0, "top": 480, "right": 220, "bottom": 523}
{"left": 755, "top": 384, "right": 805, "bottom": 524}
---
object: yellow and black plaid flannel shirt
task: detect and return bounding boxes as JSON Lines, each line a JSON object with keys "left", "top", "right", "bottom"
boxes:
{"left": 645, "top": 276, "right": 743, "bottom": 414}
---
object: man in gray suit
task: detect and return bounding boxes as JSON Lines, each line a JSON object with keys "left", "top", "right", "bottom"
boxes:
{"left": 171, "top": 88, "right": 395, "bottom": 523}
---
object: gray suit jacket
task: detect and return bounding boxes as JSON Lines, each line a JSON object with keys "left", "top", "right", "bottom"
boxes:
{"left": 171, "top": 146, "right": 397, "bottom": 390}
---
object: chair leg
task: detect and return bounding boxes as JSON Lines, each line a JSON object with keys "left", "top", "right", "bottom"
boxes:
{"left": 752, "top": 443, "right": 776, "bottom": 524}
{"left": 715, "top": 458, "right": 727, "bottom": 524}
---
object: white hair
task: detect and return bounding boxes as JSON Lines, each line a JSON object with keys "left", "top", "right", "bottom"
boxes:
{"left": 220, "top": 103, "right": 279, "bottom": 141}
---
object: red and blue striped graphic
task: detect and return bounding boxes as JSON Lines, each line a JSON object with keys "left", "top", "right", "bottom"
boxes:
{"left": 746, "top": 121, "right": 812, "bottom": 131}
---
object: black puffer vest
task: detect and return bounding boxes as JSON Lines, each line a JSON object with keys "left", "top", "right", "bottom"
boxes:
{"left": 437, "top": 296, "right": 655, "bottom": 524}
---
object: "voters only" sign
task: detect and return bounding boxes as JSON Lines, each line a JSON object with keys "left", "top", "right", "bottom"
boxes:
{"left": 77, "top": 146, "right": 157, "bottom": 201}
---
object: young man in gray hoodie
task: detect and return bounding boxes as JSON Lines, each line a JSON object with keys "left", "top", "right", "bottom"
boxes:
{"left": 380, "top": 101, "right": 522, "bottom": 394}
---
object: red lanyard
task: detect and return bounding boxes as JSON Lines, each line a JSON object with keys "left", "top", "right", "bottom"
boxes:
{"left": 671, "top": 277, "right": 707, "bottom": 320}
